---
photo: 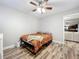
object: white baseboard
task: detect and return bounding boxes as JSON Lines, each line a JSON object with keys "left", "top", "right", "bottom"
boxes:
{"left": 53, "top": 40, "right": 65, "bottom": 44}
{"left": 3, "top": 44, "right": 15, "bottom": 50}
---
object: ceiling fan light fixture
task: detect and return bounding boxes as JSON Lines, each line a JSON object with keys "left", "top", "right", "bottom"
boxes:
{"left": 30, "top": 0, "right": 52, "bottom": 14}
{"left": 37, "top": 7, "right": 46, "bottom": 14}
{"left": 42, "top": 8, "right": 46, "bottom": 13}
{"left": 37, "top": 7, "right": 41, "bottom": 13}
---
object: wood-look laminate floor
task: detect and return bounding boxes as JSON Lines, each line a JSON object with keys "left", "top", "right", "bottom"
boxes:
{"left": 4, "top": 41, "right": 79, "bottom": 59}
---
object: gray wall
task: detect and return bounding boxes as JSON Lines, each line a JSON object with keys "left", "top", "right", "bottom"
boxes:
{"left": 39, "top": 14, "right": 64, "bottom": 43}
{"left": 0, "top": 6, "right": 39, "bottom": 48}
{"left": 39, "top": 8, "right": 79, "bottom": 43}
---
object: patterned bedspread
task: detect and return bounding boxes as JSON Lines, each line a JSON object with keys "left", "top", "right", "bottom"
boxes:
{"left": 20, "top": 32, "right": 52, "bottom": 53}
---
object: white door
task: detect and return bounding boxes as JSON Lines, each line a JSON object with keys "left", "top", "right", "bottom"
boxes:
{"left": 0, "top": 33, "right": 3, "bottom": 59}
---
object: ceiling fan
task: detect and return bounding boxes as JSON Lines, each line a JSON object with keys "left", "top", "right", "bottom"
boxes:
{"left": 30, "top": 0, "right": 52, "bottom": 14}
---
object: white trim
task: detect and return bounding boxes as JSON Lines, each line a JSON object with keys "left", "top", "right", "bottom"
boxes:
{"left": 3, "top": 44, "right": 15, "bottom": 50}
{"left": 53, "top": 40, "right": 65, "bottom": 44}
{"left": 63, "top": 16, "right": 65, "bottom": 42}
{"left": 0, "top": 33, "right": 3, "bottom": 59}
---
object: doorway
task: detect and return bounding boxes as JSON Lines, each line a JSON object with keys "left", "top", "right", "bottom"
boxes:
{"left": 64, "top": 13, "right": 79, "bottom": 42}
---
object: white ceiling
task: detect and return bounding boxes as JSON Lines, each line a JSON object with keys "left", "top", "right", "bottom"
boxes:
{"left": 0, "top": 0, "right": 79, "bottom": 18}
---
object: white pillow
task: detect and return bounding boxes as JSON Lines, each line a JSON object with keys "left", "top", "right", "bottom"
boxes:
{"left": 27, "top": 35, "right": 43, "bottom": 41}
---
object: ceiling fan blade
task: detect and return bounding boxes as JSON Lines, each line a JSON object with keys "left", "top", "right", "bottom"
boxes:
{"left": 45, "top": 7, "right": 52, "bottom": 10}
{"left": 44, "top": 0, "right": 48, "bottom": 2}
{"left": 32, "top": 9, "right": 37, "bottom": 12}
{"left": 30, "top": 1, "right": 37, "bottom": 6}
{"left": 44, "top": 0, "right": 48, "bottom": 5}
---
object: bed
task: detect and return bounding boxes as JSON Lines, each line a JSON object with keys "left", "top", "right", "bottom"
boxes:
{"left": 20, "top": 32, "right": 53, "bottom": 54}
